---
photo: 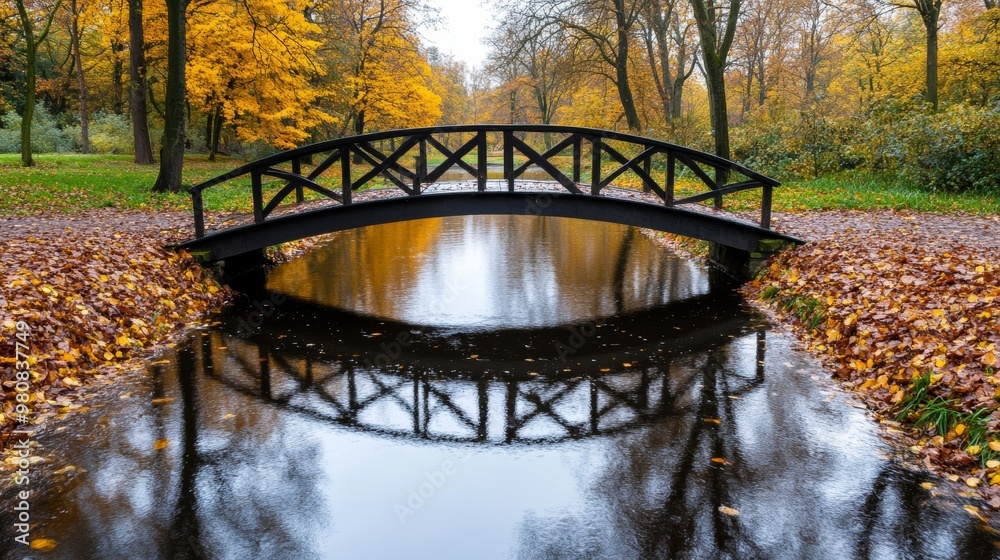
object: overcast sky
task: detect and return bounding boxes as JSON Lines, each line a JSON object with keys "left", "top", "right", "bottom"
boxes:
{"left": 422, "top": 0, "right": 494, "bottom": 69}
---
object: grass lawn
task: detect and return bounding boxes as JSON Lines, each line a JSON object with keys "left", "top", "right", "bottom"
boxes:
{"left": 1, "top": 153, "right": 997, "bottom": 218}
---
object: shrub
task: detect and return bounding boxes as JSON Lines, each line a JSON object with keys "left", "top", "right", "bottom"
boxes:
{"left": 896, "top": 104, "right": 1000, "bottom": 193}
{"left": 0, "top": 104, "right": 73, "bottom": 154}
{"left": 66, "top": 112, "right": 134, "bottom": 154}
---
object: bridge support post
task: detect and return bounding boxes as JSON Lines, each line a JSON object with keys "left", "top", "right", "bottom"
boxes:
{"left": 708, "top": 239, "right": 796, "bottom": 282}
{"left": 210, "top": 249, "right": 269, "bottom": 287}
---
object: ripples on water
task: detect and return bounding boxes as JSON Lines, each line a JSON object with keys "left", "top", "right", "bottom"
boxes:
{"left": 7, "top": 216, "right": 999, "bottom": 559}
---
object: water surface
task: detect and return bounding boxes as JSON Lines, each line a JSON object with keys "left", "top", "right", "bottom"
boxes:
{"left": 5, "top": 216, "right": 999, "bottom": 559}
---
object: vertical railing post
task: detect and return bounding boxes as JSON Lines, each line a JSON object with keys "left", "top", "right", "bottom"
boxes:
{"left": 642, "top": 151, "right": 652, "bottom": 193}
{"left": 192, "top": 189, "right": 205, "bottom": 238}
{"left": 477, "top": 131, "right": 487, "bottom": 192}
{"left": 572, "top": 136, "right": 581, "bottom": 183}
{"left": 292, "top": 157, "right": 304, "bottom": 204}
{"left": 760, "top": 183, "right": 773, "bottom": 229}
{"left": 340, "top": 148, "right": 352, "bottom": 205}
{"left": 413, "top": 136, "right": 426, "bottom": 195}
{"left": 665, "top": 152, "right": 675, "bottom": 206}
{"left": 503, "top": 130, "right": 514, "bottom": 192}
{"left": 591, "top": 137, "right": 602, "bottom": 196}
{"left": 714, "top": 166, "right": 723, "bottom": 210}
{"left": 251, "top": 171, "right": 264, "bottom": 223}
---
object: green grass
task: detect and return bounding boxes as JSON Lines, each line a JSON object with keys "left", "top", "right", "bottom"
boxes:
{"left": 0, "top": 153, "right": 241, "bottom": 216}
{"left": 740, "top": 170, "right": 1000, "bottom": 215}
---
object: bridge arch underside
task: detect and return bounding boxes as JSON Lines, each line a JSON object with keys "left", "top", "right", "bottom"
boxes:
{"left": 177, "top": 191, "right": 799, "bottom": 263}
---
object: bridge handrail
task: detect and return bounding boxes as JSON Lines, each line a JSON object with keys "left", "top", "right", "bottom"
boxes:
{"left": 188, "top": 124, "right": 780, "bottom": 239}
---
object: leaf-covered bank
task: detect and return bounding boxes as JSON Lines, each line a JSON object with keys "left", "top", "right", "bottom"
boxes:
{"left": 743, "top": 210, "right": 1000, "bottom": 508}
{"left": 0, "top": 210, "right": 230, "bottom": 459}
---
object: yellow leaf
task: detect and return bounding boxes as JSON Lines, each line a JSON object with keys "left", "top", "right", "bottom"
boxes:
{"left": 969, "top": 294, "right": 979, "bottom": 303}
{"left": 718, "top": 506, "right": 739, "bottom": 516}
{"left": 103, "top": 351, "right": 114, "bottom": 361}
{"left": 967, "top": 477, "right": 981, "bottom": 488}
{"left": 30, "top": 538, "right": 57, "bottom": 551}
{"left": 990, "top": 441, "right": 1000, "bottom": 452}
{"left": 931, "top": 309, "right": 945, "bottom": 317}
{"left": 984, "top": 352, "right": 997, "bottom": 367}
{"left": 223, "top": 413, "right": 236, "bottom": 419}
{"left": 151, "top": 398, "right": 175, "bottom": 404}
{"left": 62, "top": 377, "right": 80, "bottom": 387}
{"left": 920, "top": 482, "right": 936, "bottom": 490}
{"left": 956, "top": 423, "right": 966, "bottom": 436}
{"left": 935, "top": 358, "right": 946, "bottom": 368}
{"left": 826, "top": 328, "right": 841, "bottom": 342}
{"left": 99, "top": 274, "right": 108, "bottom": 282}
{"left": 968, "top": 445, "right": 981, "bottom": 455}
{"left": 154, "top": 439, "right": 170, "bottom": 450}
{"left": 987, "top": 460, "right": 1000, "bottom": 469}
{"left": 117, "top": 335, "right": 130, "bottom": 346}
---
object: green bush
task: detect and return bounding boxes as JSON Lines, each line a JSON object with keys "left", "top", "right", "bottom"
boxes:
{"left": 0, "top": 104, "right": 73, "bottom": 154}
{"left": 66, "top": 112, "right": 134, "bottom": 154}
{"left": 732, "top": 111, "right": 860, "bottom": 181}
{"left": 896, "top": 104, "right": 1000, "bottom": 193}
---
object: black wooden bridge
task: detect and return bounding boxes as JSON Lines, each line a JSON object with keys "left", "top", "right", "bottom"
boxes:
{"left": 177, "top": 125, "right": 801, "bottom": 277}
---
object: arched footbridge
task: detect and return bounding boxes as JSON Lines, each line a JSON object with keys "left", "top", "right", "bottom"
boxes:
{"left": 177, "top": 125, "right": 802, "bottom": 278}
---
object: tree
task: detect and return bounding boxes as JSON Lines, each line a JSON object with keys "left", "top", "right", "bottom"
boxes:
{"left": 547, "top": 0, "right": 644, "bottom": 131}
{"left": 152, "top": 0, "right": 186, "bottom": 193}
{"left": 13, "top": 0, "right": 63, "bottom": 167}
{"left": 486, "top": 7, "right": 577, "bottom": 136}
{"left": 67, "top": 0, "right": 90, "bottom": 153}
{"left": 128, "top": 0, "right": 153, "bottom": 163}
{"left": 186, "top": 0, "right": 332, "bottom": 157}
{"left": 731, "top": 0, "right": 793, "bottom": 120}
{"left": 689, "top": 0, "right": 742, "bottom": 165}
{"left": 893, "top": 0, "right": 944, "bottom": 110}
{"left": 638, "top": 0, "right": 699, "bottom": 127}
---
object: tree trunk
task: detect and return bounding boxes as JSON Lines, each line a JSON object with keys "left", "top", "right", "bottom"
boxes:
{"left": 15, "top": 0, "right": 37, "bottom": 167}
{"left": 70, "top": 0, "right": 90, "bottom": 154}
{"left": 614, "top": 24, "right": 641, "bottom": 131}
{"left": 690, "top": 0, "right": 741, "bottom": 175}
{"left": 152, "top": 0, "right": 187, "bottom": 192}
{"left": 129, "top": 0, "right": 154, "bottom": 164}
{"left": 923, "top": 17, "right": 938, "bottom": 111}
{"left": 704, "top": 62, "right": 731, "bottom": 179}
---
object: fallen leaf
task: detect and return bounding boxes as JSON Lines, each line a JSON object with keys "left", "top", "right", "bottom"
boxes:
{"left": 718, "top": 506, "right": 739, "bottom": 516}
{"left": 153, "top": 439, "right": 170, "bottom": 450}
{"left": 30, "top": 538, "right": 57, "bottom": 552}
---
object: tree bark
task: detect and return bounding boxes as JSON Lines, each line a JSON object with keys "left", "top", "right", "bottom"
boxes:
{"left": 129, "top": 0, "right": 154, "bottom": 164}
{"left": 614, "top": 2, "right": 641, "bottom": 131}
{"left": 152, "top": 0, "right": 187, "bottom": 192}
{"left": 690, "top": 0, "right": 741, "bottom": 181}
{"left": 69, "top": 0, "right": 90, "bottom": 154}
{"left": 923, "top": 14, "right": 939, "bottom": 110}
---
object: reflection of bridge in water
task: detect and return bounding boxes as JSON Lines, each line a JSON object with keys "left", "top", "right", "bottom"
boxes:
{"left": 191, "top": 291, "right": 768, "bottom": 444}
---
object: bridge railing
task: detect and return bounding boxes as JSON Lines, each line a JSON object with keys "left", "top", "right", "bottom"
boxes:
{"left": 189, "top": 124, "right": 781, "bottom": 239}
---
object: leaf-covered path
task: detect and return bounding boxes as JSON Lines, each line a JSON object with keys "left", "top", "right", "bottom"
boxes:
{"left": 745, "top": 210, "right": 1000, "bottom": 508}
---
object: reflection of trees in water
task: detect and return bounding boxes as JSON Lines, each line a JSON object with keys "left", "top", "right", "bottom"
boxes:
{"left": 512, "top": 331, "right": 1000, "bottom": 560}
{"left": 24, "top": 336, "right": 326, "bottom": 559}
{"left": 265, "top": 216, "right": 706, "bottom": 325}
